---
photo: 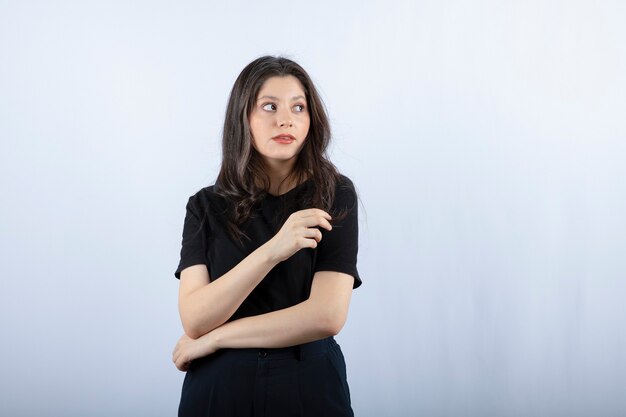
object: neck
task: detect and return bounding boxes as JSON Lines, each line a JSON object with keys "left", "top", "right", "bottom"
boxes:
{"left": 262, "top": 159, "right": 299, "bottom": 196}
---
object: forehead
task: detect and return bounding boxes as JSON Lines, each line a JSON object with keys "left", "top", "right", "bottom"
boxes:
{"left": 256, "top": 75, "right": 306, "bottom": 98}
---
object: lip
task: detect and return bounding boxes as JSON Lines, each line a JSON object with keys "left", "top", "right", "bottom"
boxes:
{"left": 272, "top": 134, "right": 296, "bottom": 145}
{"left": 272, "top": 134, "right": 296, "bottom": 141}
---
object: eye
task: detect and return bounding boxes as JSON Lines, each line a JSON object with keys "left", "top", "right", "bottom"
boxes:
{"left": 294, "top": 104, "right": 306, "bottom": 112}
{"left": 262, "top": 103, "right": 276, "bottom": 111}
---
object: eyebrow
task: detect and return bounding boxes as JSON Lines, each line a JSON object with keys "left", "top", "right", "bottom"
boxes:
{"left": 256, "top": 95, "right": 306, "bottom": 102}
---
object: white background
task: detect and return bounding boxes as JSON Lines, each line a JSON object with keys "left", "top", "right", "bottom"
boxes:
{"left": 1, "top": 1, "right": 625, "bottom": 416}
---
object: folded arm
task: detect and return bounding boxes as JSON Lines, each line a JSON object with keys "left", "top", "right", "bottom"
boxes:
{"left": 173, "top": 271, "right": 354, "bottom": 371}
{"left": 207, "top": 271, "right": 353, "bottom": 349}
{"left": 178, "top": 208, "right": 338, "bottom": 340}
{"left": 178, "top": 242, "right": 278, "bottom": 339}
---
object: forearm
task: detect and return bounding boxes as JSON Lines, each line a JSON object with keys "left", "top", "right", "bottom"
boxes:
{"left": 210, "top": 299, "right": 335, "bottom": 349}
{"left": 180, "top": 242, "right": 279, "bottom": 339}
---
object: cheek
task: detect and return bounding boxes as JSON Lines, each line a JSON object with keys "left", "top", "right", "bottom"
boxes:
{"left": 247, "top": 119, "right": 259, "bottom": 149}
{"left": 248, "top": 118, "right": 256, "bottom": 135}
{"left": 300, "top": 114, "right": 310, "bottom": 129}
{"left": 249, "top": 116, "right": 269, "bottom": 137}
{"left": 249, "top": 117, "right": 264, "bottom": 139}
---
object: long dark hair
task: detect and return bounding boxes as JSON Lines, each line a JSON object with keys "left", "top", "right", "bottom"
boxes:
{"left": 214, "top": 55, "right": 346, "bottom": 247}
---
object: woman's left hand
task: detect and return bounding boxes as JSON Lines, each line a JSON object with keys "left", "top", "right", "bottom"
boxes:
{"left": 172, "top": 332, "right": 218, "bottom": 372}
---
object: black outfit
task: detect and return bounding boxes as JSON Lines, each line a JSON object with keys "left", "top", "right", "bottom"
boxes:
{"left": 174, "top": 174, "right": 361, "bottom": 416}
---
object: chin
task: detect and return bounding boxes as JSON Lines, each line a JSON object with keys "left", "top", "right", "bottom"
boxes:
{"left": 266, "top": 153, "right": 298, "bottom": 162}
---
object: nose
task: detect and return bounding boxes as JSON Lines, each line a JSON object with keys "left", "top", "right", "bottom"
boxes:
{"left": 277, "top": 109, "right": 293, "bottom": 128}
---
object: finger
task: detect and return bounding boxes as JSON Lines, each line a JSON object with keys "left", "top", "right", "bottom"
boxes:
{"left": 173, "top": 348, "right": 182, "bottom": 364}
{"left": 308, "top": 215, "right": 333, "bottom": 231}
{"left": 317, "top": 209, "right": 332, "bottom": 220}
{"left": 302, "top": 228, "right": 323, "bottom": 242}
{"left": 300, "top": 236, "right": 318, "bottom": 249}
{"left": 301, "top": 208, "right": 331, "bottom": 220}
{"left": 300, "top": 215, "right": 332, "bottom": 230}
{"left": 175, "top": 358, "right": 187, "bottom": 372}
{"left": 319, "top": 217, "right": 333, "bottom": 231}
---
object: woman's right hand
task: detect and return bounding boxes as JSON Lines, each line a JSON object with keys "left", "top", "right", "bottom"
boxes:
{"left": 265, "top": 208, "right": 333, "bottom": 263}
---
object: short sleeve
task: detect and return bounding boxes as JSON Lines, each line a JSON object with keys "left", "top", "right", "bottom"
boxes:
{"left": 174, "top": 195, "right": 209, "bottom": 279}
{"left": 313, "top": 177, "right": 362, "bottom": 289}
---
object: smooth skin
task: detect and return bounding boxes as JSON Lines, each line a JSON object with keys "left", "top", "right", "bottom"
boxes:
{"left": 172, "top": 75, "right": 355, "bottom": 371}
{"left": 248, "top": 74, "right": 310, "bottom": 195}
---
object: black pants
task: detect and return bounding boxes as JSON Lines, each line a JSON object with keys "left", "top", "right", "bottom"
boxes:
{"left": 178, "top": 336, "right": 354, "bottom": 417}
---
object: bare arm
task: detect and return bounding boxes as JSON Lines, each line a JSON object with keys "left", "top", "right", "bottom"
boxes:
{"left": 173, "top": 271, "right": 354, "bottom": 370}
{"left": 178, "top": 241, "right": 278, "bottom": 339}
{"left": 210, "top": 271, "right": 354, "bottom": 349}
{"left": 178, "top": 208, "right": 333, "bottom": 339}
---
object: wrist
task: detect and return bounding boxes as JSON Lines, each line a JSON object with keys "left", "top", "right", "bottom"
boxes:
{"left": 258, "top": 239, "right": 279, "bottom": 266}
{"left": 209, "top": 327, "right": 224, "bottom": 350}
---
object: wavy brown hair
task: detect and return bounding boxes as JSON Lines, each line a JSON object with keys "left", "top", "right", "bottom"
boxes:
{"left": 214, "top": 55, "right": 347, "bottom": 247}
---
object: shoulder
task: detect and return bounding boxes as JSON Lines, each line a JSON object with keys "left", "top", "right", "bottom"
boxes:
{"left": 333, "top": 174, "right": 358, "bottom": 210}
{"left": 187, "top": 184, "right": 215, "bottom": 203}
{"left": 185, "top": 184, "right": 222, "bottom": 214}
{"left": 336, "top": 174, "right": 356, "bottom": 192}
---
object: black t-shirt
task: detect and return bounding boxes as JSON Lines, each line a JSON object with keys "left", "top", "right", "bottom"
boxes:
{"left": 174, "top": 174, "right": 362, "bottom": 323}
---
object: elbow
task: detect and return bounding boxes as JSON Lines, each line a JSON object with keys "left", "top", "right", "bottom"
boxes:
{"left": 182, "top": 317, "right": 222, "bottom": 340}
{"left": 326, "top": 323, "right": 341, "bottom": 337}
{"left": 182, "top": 322, "right": 203, "bottom": 340}
{"left": 320, "top": 312, "right": 347, "bottom": 336}
{"left": 180, "top": 314, "right": 200, "bottom": 339}
{"left": 180, "top": 309, "right": 216, "bottom": 340}
{"left": 309, "top": 299, "right": 349, "bottom": 336}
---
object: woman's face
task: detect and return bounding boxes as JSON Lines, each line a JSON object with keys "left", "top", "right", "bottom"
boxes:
{"left": 248, "top": 75, "right": 310, "bottom": 170}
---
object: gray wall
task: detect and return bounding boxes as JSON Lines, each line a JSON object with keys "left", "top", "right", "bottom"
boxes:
{"left": 1, "top": 1, "right": 625, "bottom": 416}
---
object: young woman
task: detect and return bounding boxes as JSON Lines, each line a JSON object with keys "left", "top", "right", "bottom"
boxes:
{"left": 172, "top": 55, "right": 362, "bottom": 417}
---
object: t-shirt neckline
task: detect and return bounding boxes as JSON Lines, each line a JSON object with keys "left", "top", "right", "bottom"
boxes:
{"left": 265, "top": 177, "right": 312, "bottom": 199}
